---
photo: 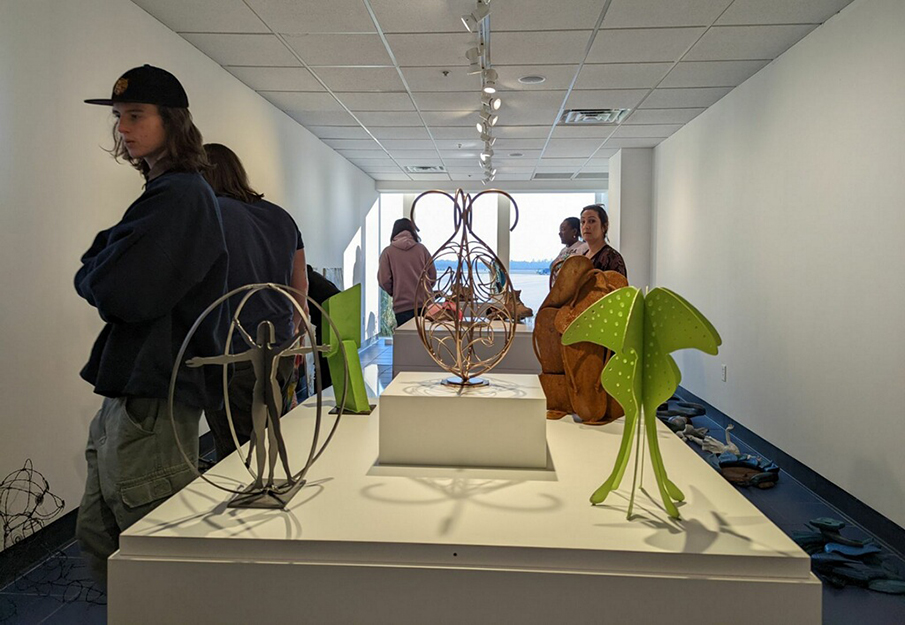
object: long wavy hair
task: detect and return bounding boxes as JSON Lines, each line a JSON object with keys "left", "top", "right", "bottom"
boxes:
{"left": 109, "top": 105, "right": 209, "bottom": 180}
{"left": 202, "top": 143, "right": 263, "bottom": 203}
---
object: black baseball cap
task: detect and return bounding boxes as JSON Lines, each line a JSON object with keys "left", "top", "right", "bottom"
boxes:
{"left": 84, "top": 65, "right": 189, "bottom": 108}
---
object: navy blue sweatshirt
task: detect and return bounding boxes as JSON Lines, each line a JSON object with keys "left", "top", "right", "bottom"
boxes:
{"left": 75, "top": 171, "right": 230, "bottom": 409}
{"left": 218, "top": 196, "right": 303, "bottom": 344}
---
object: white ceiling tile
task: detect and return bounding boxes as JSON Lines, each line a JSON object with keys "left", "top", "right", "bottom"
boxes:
{"left": 493, "top": 126, "right": 551, "bottom": 139}
{"left": 245, "top": 0, "right": 376, "bottom": 33}
{"left": 421, "top": 111, "right": 480, "bottom": 126}
{"left": 492, "top": 31, "right": 593, "bottom": 65}
{"left": 536, "top": 166, "right": 579, "bottom": 173}
{"left": 435, "top": 139, "right": 483, "bottom": 150}
{"left": 589, "top": 149, "right": 618, "bottom": 159}
{"left": 370, "top": 0, "right": 473, "bottom": 33}
{"left": 284, "top": 34, "right": 392, "bottom": 65}
{"left": 493, "top": 151, "right": 542, "bottom": 161}
{"left": 716, "top": 0, "right": 855, "bottom": 25}
{"left": 359, "top": 166, "right": 404, "bottom": 173}
{"left": 371, "top": 173, "right": 413, "bottom": 180}
{"left": 495, "top": 166, "right": 536, "bottom": 173}
{"left": 394, "top": 157, "right": 443, "bottom": 165}
{"left": 545, "top": 138, "right": 606, "bottom": 158}
{"left": 565, "top": 89, "right": 649, "bottom": 110}
{"left": 684, "top": 25, "right": 818, "bottom": 61}
{"left": 308, "top": 126, "right": 372, "bottom": 139}
{"left": 380, "top": 139, "right": 437, "bottom": 150}
{"left": 371, "top": 127, "right": 431, "bottom": 139}
{"left": 603, "top": 137, "right": 665, "bottom": 148}
{"left": 401, "top": 67, "right": 481, "bottom": 92}
{"left": 133, "top": 0, "right": 268, "bottom": 32}
{"left": 551, "top": 125, "right": 619, "bottom": 139}
{"left": 412, "top": 92, "right": 479, "bottom": 111}
{"left": 640, "top": 87, "right": 732, "bottom": 108}
{"left": 336, "top": 92, "right": 414, "bottom": 111}
{"left": 505, "top": 109, "right": 562, "bottom": 125}
{"left": 380, "top": 150, "right": 439, "bottom": 159}
{"left": 337, "top": 149, "right": 394, "bottom": 159}
{"left": 259, "top": 91, "right": 344, "bottom": 111}
{"left": 495, "top": 66, "right": 579, "bottom": 92}
{"left": 322, "top": 139, "right": 382, "bottom": 150}
{"left": 439, "top": 150, "right": 481, "bottom": 160}
{"left": 574, "top": 63, "right": 672, "bottom": 90}
{"left": 495, "top": 174, "right": 534, "bottom": 181}
{"left": 386, "top": 33, "right": 472, "bottom": 67}
{"left": 539, "top": 158, "right": 590, "bottom": 167}
{"left": 357, "top": 111, "right": 425, "bottom": 126}
{"left": 623, "top": 108, "right": 705, "bottom": 124}
{"left": 314, "top": 67, "right": 405, "bottom": 92}
{"left": 225, "top": 66, "right": 324, "bottom": 91}
{"left": 659, "top": 60, "right": 770, "bottom": 87}
{"left": 493, "top": 138, "right": 547, "bottom": 150}
{"left": 347, "top": 156, "right": 397, "bottom": 165}
{"left": 429, "top": 127, "right": 479, "bottom": 139}
{"left": 610, "top": 124, "right": 683, "bottom": 138}
{"left": 492, "top": 0, "right": 604, "bottom": 30}
{"left": 602, "top": 0, "right": 733, "bottom": 28}
{"left": 288, "top": 111, "right": 359, "bottom": 125}
{"left": 587, "top": 28, "right": 706, "bottom": 63}
{"left": 181, "top": 34, "right": 300, "bottom": 66}
{"left": 408, "top": 173, "right": 452, "bottom": 181}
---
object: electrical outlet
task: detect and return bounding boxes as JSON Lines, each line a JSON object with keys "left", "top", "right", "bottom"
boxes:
{"left": 721, "top": 364, "right": 727, "bottom": 382}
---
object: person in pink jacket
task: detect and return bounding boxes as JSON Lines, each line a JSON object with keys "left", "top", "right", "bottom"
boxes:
{"left": 378, "top": 218, "right": 437, "bottom": 328}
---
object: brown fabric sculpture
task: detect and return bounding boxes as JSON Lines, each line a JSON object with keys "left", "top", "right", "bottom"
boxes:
{"left": 533, "top": 255, "right": 629, "bottom": 424}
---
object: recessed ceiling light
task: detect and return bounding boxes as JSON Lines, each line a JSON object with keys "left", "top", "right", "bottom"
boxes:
{"left": 509, "top": 152, "right": 524, "bottom": 157}
{"left": 518, "top": 75, "right": 546, "bottom": 85}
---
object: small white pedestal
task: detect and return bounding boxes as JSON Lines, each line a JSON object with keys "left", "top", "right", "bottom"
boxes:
{"left": 378, "top": 372, "right": 547, "bottom": 469}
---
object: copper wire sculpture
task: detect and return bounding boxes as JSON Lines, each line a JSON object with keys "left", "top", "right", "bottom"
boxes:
{"left": 168, "top": 283, "right": 347, "bottom": 509}
{"left": 412, "top": 189, "right": 520, "bottom": 387}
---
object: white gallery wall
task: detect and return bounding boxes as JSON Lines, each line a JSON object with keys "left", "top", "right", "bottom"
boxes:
{"left": 0, "top": 0, "right": 376, "bottom": 534}
{"left": 652, "top": 0, "right": 905, "bottom": 526}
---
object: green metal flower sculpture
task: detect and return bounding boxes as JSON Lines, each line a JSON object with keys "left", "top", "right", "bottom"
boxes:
{"left": 562, "top": 287, "right": 721, "bottom": 519}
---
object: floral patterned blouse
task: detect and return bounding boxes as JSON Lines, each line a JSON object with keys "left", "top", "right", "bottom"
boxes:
{"left": 587, "top": 244, "right": 627, "bottom": 278}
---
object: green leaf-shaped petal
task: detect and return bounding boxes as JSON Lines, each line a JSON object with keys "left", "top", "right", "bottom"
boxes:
{"left": 645, "top": 288, "right": 721, "bottom": 356}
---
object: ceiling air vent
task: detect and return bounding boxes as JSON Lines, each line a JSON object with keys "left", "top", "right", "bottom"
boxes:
{"left": 575, "top": 172, "right": 609, "bottom": 180}
{"left": 533, "top": 172, "right": 574, "bottom": 180}
{"left": 559, "top": 108, "right": 630, "bottom": 125}
{"left": 404, "top": 165, "right": 447, "bottom": 173}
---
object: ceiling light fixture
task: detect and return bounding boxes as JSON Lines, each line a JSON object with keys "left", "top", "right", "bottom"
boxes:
{"left": 462, "top": 2, "right": 490, "bottom": 32}
{"left": 482, "top": 68, "right": 498, "bottom": 94}
{"left": 481, "top": 94, "right": 502, "bottom": 111}
{"left": 480, "top": 147, "right": 494, "bottom": 162}
{"left": 479, "top": 132, "right": 496, "bottom": 145}
{"left": 479, "top": 111, "right": 498, "bottom": 127}
{"left": 518, "top": 74, "right": 546, "bottom": 85}
{"left": 465, "top": 45, "right": 484, "bottom": 75}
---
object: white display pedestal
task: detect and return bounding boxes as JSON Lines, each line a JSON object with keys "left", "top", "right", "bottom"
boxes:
{"left": 392, "top": 318, "right": 541, "bottom": 377}
{"left": 379, "top": 372, "right": 547, "bottom": 469}
{"left": 109, "top": 369, "right": 820, "bottom": 625}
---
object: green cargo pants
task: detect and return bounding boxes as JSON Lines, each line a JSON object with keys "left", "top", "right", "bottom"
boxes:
{"left": 75, "top": 396, "right": 200, "bottom": 587}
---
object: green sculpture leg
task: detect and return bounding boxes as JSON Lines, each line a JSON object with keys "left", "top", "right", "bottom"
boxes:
{"left": 642, "top": 403, "right": 682, "bottom": 518}
{"left": 327, "top": 340, "right": 371, "bottom": 414}
{"left": 590, "top": 409, "right": 639, "bottom": 505}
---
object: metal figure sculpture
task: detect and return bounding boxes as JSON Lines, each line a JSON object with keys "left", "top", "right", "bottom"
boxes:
{"left": 412, "top": 189, "right": 519, "bottom": 387}
{"left": 169, "top": 283, "right": 348, "bottom": 509}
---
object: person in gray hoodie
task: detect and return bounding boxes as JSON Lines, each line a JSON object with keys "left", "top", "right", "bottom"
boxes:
{"left": 378, "top": 218, "right": 437, "bottom": 328}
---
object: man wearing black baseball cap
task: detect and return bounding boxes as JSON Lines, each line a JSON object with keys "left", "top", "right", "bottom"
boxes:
{"left": 75, "top": 65, "right": 229, "bottom": 586}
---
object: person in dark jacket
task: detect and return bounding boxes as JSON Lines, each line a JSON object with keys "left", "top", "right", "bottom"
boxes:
{"left": 377, "top": 218, "right": 436, "bottom": 328}
{"left": 75, "top": 66, "right": 229, "bottom": 586}
{"left": 201, "top": 143, "right": 307, "bottom": 461}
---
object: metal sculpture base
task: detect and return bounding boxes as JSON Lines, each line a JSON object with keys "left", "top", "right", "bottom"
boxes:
{"left": 441, "top": 376, "right": 489, "bottom": 387}
{"left": 227, "top": 478, "right": 306, "bottom": 509}
{"left": 329, "top": 404, "right": 376, "bottom": 415}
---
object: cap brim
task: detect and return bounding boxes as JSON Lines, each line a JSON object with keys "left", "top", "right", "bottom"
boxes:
{"left": 84, "top": 98, "right": 115, "bottom": 106}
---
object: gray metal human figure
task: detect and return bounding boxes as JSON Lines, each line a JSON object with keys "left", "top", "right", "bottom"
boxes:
{"left": 187, "top": 320, "right": 318, "bottom": 493}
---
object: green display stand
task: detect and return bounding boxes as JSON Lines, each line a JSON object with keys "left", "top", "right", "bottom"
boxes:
{"left": 323, "top": 284, "right": 374, "bottom": 415}
{"left": 562, "top": 287, "right": 721, "bottom": 519}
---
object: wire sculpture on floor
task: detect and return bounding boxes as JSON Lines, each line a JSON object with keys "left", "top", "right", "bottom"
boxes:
{"left": 412, "top": 189, "right": 520, "bottom": 387}
{"left": 0, "top": 460, "right": 105, "bottom": 624}
{"left": 171, "top": 283, "right": 348, "bottom": 509}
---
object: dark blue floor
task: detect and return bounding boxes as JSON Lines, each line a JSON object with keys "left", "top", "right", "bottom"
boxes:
{"left": 2, "top": 341, "right": 903, "bottom": 623}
